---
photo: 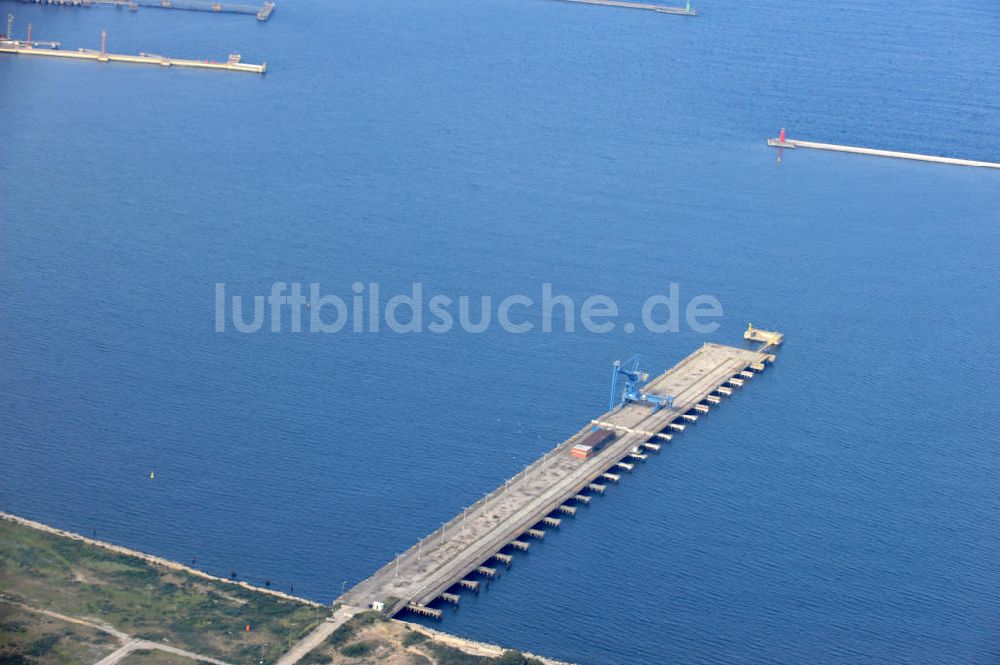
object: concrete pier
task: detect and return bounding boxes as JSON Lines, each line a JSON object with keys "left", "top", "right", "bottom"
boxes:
{"left": 552, "top": 0, "right": 697, "bottom": 15}
{"left": 18, "top": 0, "right": 276, "bottom": 21}
{"left": 768, "top": 136, "right": 1000, "bottom": 170}
{"left": 339, "top": 339, "right": 777, "bottom": 617}
{"left": 0, "top": 43, "right": 266, "bottom": 73}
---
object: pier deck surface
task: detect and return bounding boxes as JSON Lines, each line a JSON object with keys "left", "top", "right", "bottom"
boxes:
{"left": 768, "top": 137, "right": 1000, "bottom": 169}
{"left": 340, "top": 342, "right": 766, "bottom": 615}
{"left": 0, "top": 44, "right": 266, "bottom": 73}
{"left": 553, "top": 0, "right": 697, "bottom": 14}
{"left": 19, "top": 0, "right": 274, "bottom": 19}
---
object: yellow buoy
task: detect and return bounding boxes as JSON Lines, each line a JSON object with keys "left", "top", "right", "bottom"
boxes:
{"left": 149, "top": 471, "right": 155, "bottom": 480}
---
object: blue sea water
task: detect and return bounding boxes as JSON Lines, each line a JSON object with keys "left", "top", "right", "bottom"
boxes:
{"left": 1, "top": 0, "right": 999, "bottom": 663}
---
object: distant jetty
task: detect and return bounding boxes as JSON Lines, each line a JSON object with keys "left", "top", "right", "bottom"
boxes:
{"left": 768, "top": 128, "right": 1000, "bottom": 170}
{"left": 16, "top": 0, "right": 275, "bottom": 21}
{"left": 1, "top": 27, "right": 266, "bottom": 74}
{"left": 552, "top": 0, "right": 698, "bottom": 16}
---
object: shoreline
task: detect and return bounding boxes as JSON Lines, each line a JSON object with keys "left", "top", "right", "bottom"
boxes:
{"left": 1, "top": 510, "right": 574, "bottom": 664}
{"left": 406, "top": 622, "right": 574, "bottom": 665}
{"left": 0, "top": 511, "right": 326, "bottom": 609}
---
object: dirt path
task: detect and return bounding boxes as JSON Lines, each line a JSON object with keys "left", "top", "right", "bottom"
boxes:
{"left": 93, "top": 642, "right": 136, "bottom": 665}
{"left": 93, "top": 638, "right": 234, "bottom": 665}
{"left": 1, "top": 597, "right": 234, "bottom": 665}
{"left": 1, "top": 597, "right": 130, "bottom": 642}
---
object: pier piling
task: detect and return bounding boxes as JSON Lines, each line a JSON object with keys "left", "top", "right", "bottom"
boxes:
{"left": 493, "top": 553, "right": 513, "bottom": 566}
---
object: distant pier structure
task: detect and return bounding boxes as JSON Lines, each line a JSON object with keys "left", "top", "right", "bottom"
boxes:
{"left": 18, "top": 0, "right": 276, "bottom": 21}
{"left": 0, "top": 41, "right": 266, "bottom": 73}
{"left": 0, "top": 42, "right": 267, "bottom": 73}
{"left": 1, "top": 15, "right": 60, "bottom": 47}
{"left": 552, "top": 0, "right": 697, "bottom": 16}
{"left": 1, "top": 22, "right": 266, "bottom": 73}
{"left": 768, "top": 128, "right": 1000, "bottom": 170}
{"left": 339, "top": 331, "right": 781, "bottom": 618}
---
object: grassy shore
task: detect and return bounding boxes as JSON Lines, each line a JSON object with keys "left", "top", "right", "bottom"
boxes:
{"left": 0, "top": 517, "right": 568, "bottom": 665}
{"left": 0, "top": 518, "right": 329, "bottom": 664}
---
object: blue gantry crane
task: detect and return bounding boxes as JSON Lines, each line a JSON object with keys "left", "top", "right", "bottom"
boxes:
{"left": 608, "top": 355, "right": 674, "bottom": 412}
